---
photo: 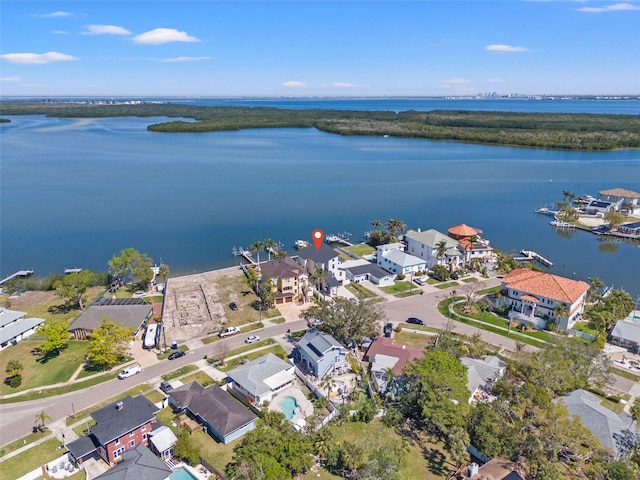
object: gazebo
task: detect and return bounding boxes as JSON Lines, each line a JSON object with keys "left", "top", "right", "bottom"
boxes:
{"left": 448, "top": 223, "right": 482, "bottom": 240}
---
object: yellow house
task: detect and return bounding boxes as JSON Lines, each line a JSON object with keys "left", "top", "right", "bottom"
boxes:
{"left": 259, "top": 258, "right": 309, "bottom": 304}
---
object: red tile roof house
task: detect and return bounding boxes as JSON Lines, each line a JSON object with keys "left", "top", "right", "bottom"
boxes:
{"left": 500, "top": 268, "right": 590, "bottom": 332}
{"left": 363, "top": 336, "right": 424, "bottom": 392}
{"left": 67, "top": 395, "right": 159, "bottom": 467}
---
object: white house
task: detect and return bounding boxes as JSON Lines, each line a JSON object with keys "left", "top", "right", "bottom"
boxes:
{"left": 598, "top": 188, "right": 640, "bottom": 214}
{"left": 461, "top": 355, "right": 507, "bottom": 403}
{"left": 500, "top": 268, "right": 590, "bottom": 331}
{"left": 403, "top": 229, "right": 463, "bottom": 270}
{"left": 226, "top": 353, "right": 295, "bottom": 406}
{"left": 376, "top": 243, "right": 426, "bottom": 275}
{"left": 0, "top": 308, "right": 45, "bottom": 351}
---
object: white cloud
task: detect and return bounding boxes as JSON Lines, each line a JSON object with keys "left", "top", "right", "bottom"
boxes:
{"left": 83, "top": 25, "right": 131, "bottom": 35}
{"left": 132, "top": 28, "right": 199, "bottom": 45}
{"left": 0, "top": 76, "right": 22, "bottom": 82}
{"left": 333, "top": 82, "right": 356, "bottom": 88}
{"left": 488, "top": 78, "right": 505, "bottom": 83}
{"left": 485, "top": 44, "right": 529, "bottom": 53}
{"left": 52, "top": 30, "right": 68, "bottom": 35}
{"left": 161, "top": 56, "right": 212, "bottom": 63}
{"left": 282, "top": 80, "right": 307, "bottom": 88}
{"left": 32, "top": 11, "right": 72, "bottom": 18}
{"left": 577, "top": 2, "right": 640, "bottom": 11}
{"left": 0, "top": 52, "right": 78, "bottom": 64}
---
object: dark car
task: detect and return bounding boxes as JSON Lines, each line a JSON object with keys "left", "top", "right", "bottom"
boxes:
{"left": 160, "top": 381, "right": 174, "bottom": 393}
{"left": 383, "top": 322, "right": 393, "bottom": 337}
{"left": 168, "top": 350, "right": 186, "bottom": 360}
{"left": 406, "top": 317, "right": 424, "bottom": 325}
{"left": 229, "top": 302, "right": 238, "bottom": 311}
{"left": 450, "top": 272, "right": 459, "bottom": 280}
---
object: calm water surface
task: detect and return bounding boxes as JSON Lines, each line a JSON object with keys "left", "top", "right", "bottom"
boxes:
{"left": 1, "top": 104, "right": 639, "bottom": 297}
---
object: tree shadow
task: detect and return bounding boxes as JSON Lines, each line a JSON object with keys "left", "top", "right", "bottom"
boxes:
{"left": 47, "top": 303, "right": 73, "bottom": 314}
{"left": 36, "top": 348, "right": 65, "bottom": 364}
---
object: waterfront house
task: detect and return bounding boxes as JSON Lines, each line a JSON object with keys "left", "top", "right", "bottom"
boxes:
{"left": 557, "top": 389, "right": 639, "bottom": 456}
{"left": 403, "top": 229, "right": 463, "bottom": 270}
{"left": 499, "top": 268, "right": 589, "bottom": 331}
{"left": 598, "top": 187, "right": 640, "bottom": 213}
{"left": 67, "top": 395, "right": 158, "bottom": 466}
{"left": 363, "top": 336, "right": 424, "bottom": 392}
{"left": 618, "top": 221, "right": 640, "bottom": 237}
{"left": 609, "top": 311, "right": 640, "bottom": 354}
{"left": 460, "top": 355, "right": 507, "bottom": 404}
{"left": 93, "top": 444, "right": 171, "bottom": 480}
{"left": 226, "top": 353, "right": 295, "bottom": 406}
{"left": 448, "top": 224, "right": 495, "bottom": 266}
{"left": 296, "top": 243, "right": 343, "bottom": 280}
{"left": 259, "top": 257, "right": 309, "bottom": 304}
{"left": 343, "top": 262, "right": 395, "bottom": 286}
{"left": 0, "top": 308, "right": 45, "bottom": 351}
{"left": 293, "top": 329, "right": 349, "bottom": 379}
{"left": 67, "top": 297, "right": 152, "bottom": 339}
{"left": 167, "top": 381, "right": 258, "bottom": 444}
{"left": 376, "top": 243, "right": 426, "bottom": 275}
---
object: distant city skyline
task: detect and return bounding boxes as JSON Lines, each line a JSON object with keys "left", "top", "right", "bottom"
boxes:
{"left": 1, "top": 1, "right": 639, "bottom": 97}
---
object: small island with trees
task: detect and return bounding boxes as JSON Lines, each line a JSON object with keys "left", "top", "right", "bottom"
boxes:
{"left": 2, "top": 101, "right": 640, "bottom": 151}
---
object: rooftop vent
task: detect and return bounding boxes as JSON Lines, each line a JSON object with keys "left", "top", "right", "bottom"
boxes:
{"left": 116, "top": 401, "right": 124, "bottom": 410}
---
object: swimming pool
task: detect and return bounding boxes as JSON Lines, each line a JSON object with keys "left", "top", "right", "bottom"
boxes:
{"left": 170, "top": 467, "right": 199, "bottom": 480}
{"left": 279, "top": 396, "right": 298, "bottom": 420}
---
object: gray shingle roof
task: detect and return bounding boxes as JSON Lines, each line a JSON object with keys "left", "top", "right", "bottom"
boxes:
{"left": 90, "top": 396, "right": 158, "bottom": 445}
{"left": 558, "top": 389, "right": 638, "bottom": 454}
{"left": 67, "top": 434, "right": 102, "bottom": 460}
{"left": 227, "top": 353, "right": 293, "bottom": 397}
{"left": 404, "top": 229, "right": 459, "bottom": 249}
{"left": 611, "top": 320, "right": 640, "bottom": 343}
{"left": 296, "top": 243, "right": 339, "bottom": 265}
{"left": 169, "top": 382, "right": 257, "bottom": 437}
{"left": 296, "top": 329, "right": 345, "bottom": 363}
{"left": 346, "top": 263, "right": 392, "bottom": 278}
{"left": 0, "top": 317, "right": 45, "bottom": 345}
{"left": 461, "top": 355, "right": 506, "bottom": 396}
{"left": 93, "top": 444, "right": 171, "bottom": 480}
{"left": 0, "top": 308, "right": 26, "bottom": 328}
{"left": 68, "top": 304, "right": 152, "bottom": 333}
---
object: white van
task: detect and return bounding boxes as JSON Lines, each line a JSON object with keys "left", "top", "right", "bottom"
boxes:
{"left": 118, "top": 363, "right": 142, "bottom": 379}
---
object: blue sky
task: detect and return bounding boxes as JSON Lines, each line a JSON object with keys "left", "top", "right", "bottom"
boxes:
{"left": 1, "top": 1, "right": 639, "bottom": 97}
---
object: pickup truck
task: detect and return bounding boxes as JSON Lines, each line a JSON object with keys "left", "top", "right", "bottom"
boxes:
{"left": 218, "top": 326, "right": 240, "bottom": 338}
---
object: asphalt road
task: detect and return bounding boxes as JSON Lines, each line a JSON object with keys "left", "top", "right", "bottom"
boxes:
{"left": 0, "top": 319, "right": 307, "bottom": 446}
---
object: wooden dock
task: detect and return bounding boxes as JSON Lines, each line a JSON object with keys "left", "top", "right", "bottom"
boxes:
{"left": 0, "top": 270, "right": 35, "bottom": 286}
{"left": 518, "top": 250, "right": 553, "bottom": 267}
{"left": 231, "top": 246, "right": 257, "bottom": 265}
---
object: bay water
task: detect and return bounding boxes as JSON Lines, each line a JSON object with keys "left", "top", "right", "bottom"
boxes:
{"left": 1, "top": 99, "right": 639, "bottom": 298}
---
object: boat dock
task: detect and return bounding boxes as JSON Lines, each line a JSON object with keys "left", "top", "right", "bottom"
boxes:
{"left": 325, "top": 232, "right": 353, "bottom": 246}
{"left": 517, "top": 250, "right": 554, "bottom": 267}
{"left": 231, "top": 246, "right": 257, "bottom": 265}
{"left": 0, "top": 270, "right": 35, "bottom": 286}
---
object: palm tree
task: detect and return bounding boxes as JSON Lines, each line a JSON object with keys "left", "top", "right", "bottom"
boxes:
{"left": 309, "top": 267, "right": 328, "bottom": 294}
{"left": 466, "top": 234, "right": 478, "bottom": 263}
{"left": 435, "top": 240, "right": 448, "bottom": 266}
{"left": 263, "top": 238, "right": 276, "bottom": 261}
{"left": 553, "top": 302, "right": 569, "bottom": 328}
{"left": 158, "top": 263, "right": 170, "bottom": 283}
{"left": 249, "top": 240, "right": 263, "bottom": 264}
{"left": 320, "top": 375, "right": 336, "bottom": 399}
{"left": 245, "top": 267, "right": 260, "bottom": 293}
{"left": 385, "top": 218, "right": 406, "bottom": 241}
{"left": 35, "top": 410, "right": 51, "bottom": 428}
{"left": 370, "top": 219, "right": 381, "bottom": 231}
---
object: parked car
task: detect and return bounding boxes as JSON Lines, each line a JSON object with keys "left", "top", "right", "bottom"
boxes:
{"left": 413, "top": 277, "right": 425, "bottom": 286}
{"left": 168, "top": 350, "right": 186, "bottom": 360}
{"left": 219, "top": 326, "right": 240, "bottom": 337}
{"left": 244, "top": 335, "right": 260, "bottom": 344}
{"left": 450, "top": 272, "right": 459, "bottom": 280}
{"left": 407, "top": 317, "right": 424, "bottom": 325}
{"left": 118, "top": 363, "right": 141, "bottom": 379}
{"left": 383, "top": 322, "right": 393, "bottom": 337}
{"left": 159, "top": 381, "right": 174, "bottom": 393}
{"left": 229, "top": 302, "right": 238, "bottom": 311}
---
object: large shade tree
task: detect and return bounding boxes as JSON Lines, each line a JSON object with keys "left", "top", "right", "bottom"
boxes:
{"left": 53, "top": 269, "right": 99, "bottom": 311}
{"left": 86, "top": 318, "right": 134, "bottom": 370}
{"left": 301, "top": 297, "right": 383, "bottom": 343}
{"left": 108, "top": 248, "right": 154, "bottom": 290}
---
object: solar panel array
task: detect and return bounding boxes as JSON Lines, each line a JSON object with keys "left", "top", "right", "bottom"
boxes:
{"left": 93, "top": 296, "right": 148, "bottom": 307}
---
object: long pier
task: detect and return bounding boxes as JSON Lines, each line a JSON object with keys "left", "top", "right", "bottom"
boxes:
{"left": 518, "top": 250, "right": 554, "bottom": 267}
{"left": 231, "top": 246, "right": 257, "bottom": 265}
{"left": 0, "top": 270, "right": 34, "bottom": 286}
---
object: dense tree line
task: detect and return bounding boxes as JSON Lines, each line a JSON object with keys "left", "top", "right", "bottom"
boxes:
{"left": 2, "top": 102, "right": 639, "bottom": 150}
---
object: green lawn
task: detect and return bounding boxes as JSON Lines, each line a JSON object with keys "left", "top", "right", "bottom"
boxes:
{"left": 162, "top": 364, "right": 198, "bottom": 381}
{"left": 213, "top": 272, "right": 280, "bottom": 327}
{"left": 342, "top": 244, "right": 375, "bottom": 257}
{"left": 381, "top": 282, "right": 421, "bottom": 296}
{"left": 434, "top": 281, "right": 459, "bottom": 289}
{"left": 0, "top": 430, "right": 50, "bottom": 457}
{"left": 344, "top": 283, "right": 378, "bottom": 300}
{"left": 145, "top": 390, "right": 166, "bottom": 404}
{"left": 217, "top": 345, "right": 289, "bottom": 372}
{"left": 270, "top": 317, "right": 286, "bottom": 324}
{"left": 393, "top": 330, "right": 437, "bottom": 350}
{"left": 0, "top": 437, "right": 63, "bottom": 480}
{"left": 571, "top": 320, "right": 598, "bottom": 337}
{"left": 0, "top": 340, "right": 88, "bottom": 395}
{"left": 181, "top": 370, "right": 215, "bottom": 387}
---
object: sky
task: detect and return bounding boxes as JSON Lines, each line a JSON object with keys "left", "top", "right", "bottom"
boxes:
{"left": 1, "top": 1, "right": 639, "bottom": 97}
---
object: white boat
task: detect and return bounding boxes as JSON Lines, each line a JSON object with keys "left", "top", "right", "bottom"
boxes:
{"left": 534, "top": 207, "right": 557, "bottom": 216}
{"left": 295, "top": 240, "right": 309, "bottom": 249}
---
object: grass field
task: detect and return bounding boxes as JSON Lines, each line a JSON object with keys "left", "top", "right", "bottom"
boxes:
{"left": 0, "top": 340, "right": 88, "bottom": 395}
{"left": 393, "top": 330, "right": 438, "bottom": 350}
{"left": 213, "top": 273, "right": 280, "bottom": 327}
{"left": 162, "top": 364, "right": 198, "bottom": 381}
{"left": 344, "top": 283, "right": 379, "bottom": 300}
{"left": 181, "top": 370, "right": 215, "bottom": 387}
{"left": 65, "top": 384, "right": 153, "bottom": 426}
{"left": 0, "top": 437, "right": 63, "bottom": 480}
{"left": 381, "top": 282, "right": 421, "bottom": 297}
{"left": 342, "top": 244, "right": 375, "bottom": 257}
